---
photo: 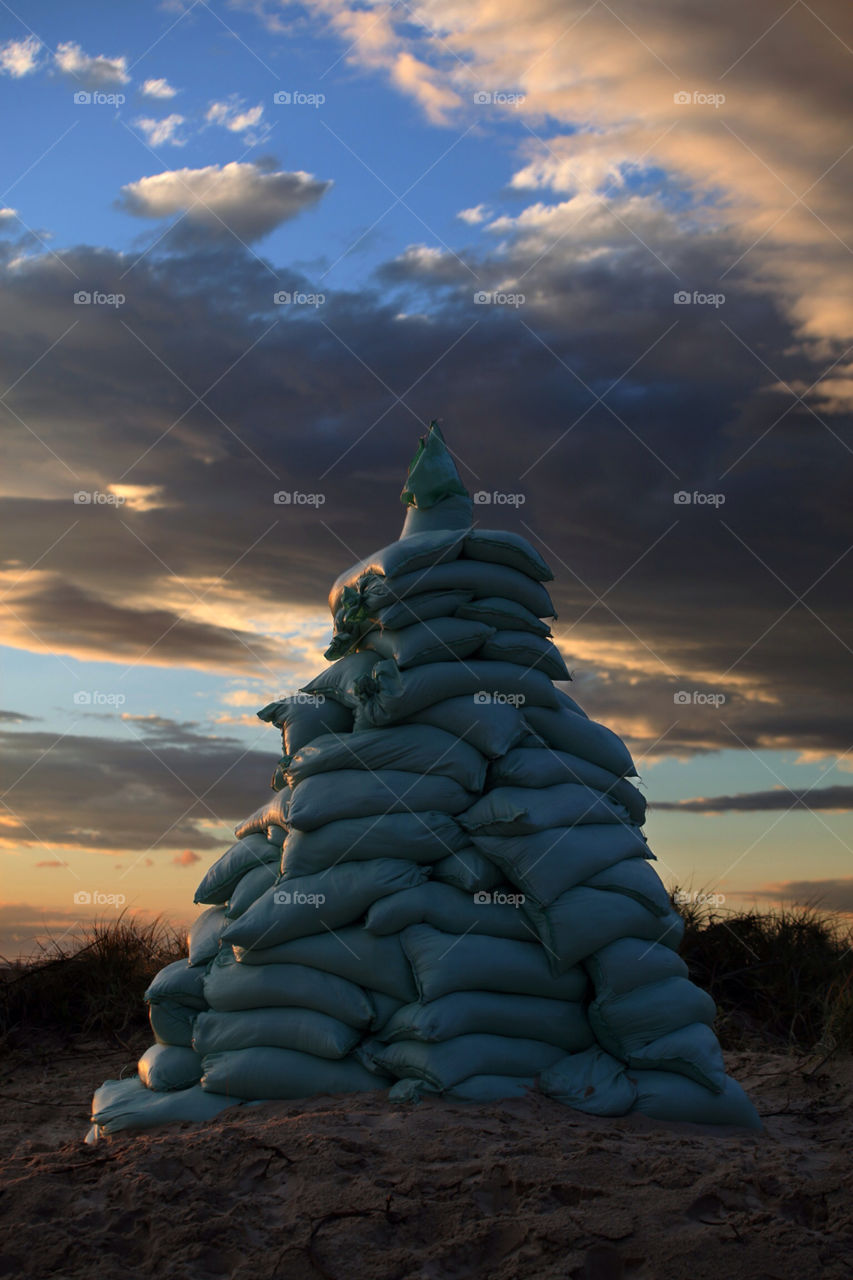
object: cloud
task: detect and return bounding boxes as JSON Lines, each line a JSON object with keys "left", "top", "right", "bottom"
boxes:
{"left": 116, "top": 161, "right": 332, "bottom": 242}
{"left": 751, "top": 879, "right": 853, "bottom": 915}
{"left": 206, "top": 97, "right": 265, "bottom": 135}
{"left": 0, "top": 710, "right": 39, "bottom": 723}
{"left": 54, "top": 40, "right": 129, "bottom": 89}
{"left": 653, "top": 786, "right": 853, "bottom": 813}
{"left": 141, "top": 78, "right": 178, "bottom": 99}
{"left": 0, "top": 35, "right": 42, "bottom": 78}
{"left": 173, "top": 850, "right": 201, "bottom": 866}
{"left": 35, "top": 859, "right": 68, "bottom": 868}
{"left": 457, "top": 204, "right": 491, "bottom": 225}
{"left": 133, "top": 114, "right": 187, "bottom": 147}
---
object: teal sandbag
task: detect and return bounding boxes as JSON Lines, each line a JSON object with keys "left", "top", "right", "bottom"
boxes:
{"left": 193, "top": 1007, "right": 360, "bottom": 1059}
{"left": 401, "top": 925, "right": 589, "bottom": 1002}
{"left": 358, "top": 617, "right": 495, "bottom": 668}
{"left": 399, "top": 424, "right": 471, "bottom": 517}
{"left": 626, "top": 1023, "right": 727, "bottom": 1093}
{"left": 202, "top": 955, "right": 375, "bottom": 1028}
{"left": 149, "top": 999, "right": 197, "bottom": 1048}
{"left": 523, "top": 888, "right": 684, "bottom": 975}
{"left": 459, "top": 784, "right": 632, "bottom": 836}
{"left": 376, "top": 991, "right": 594, "bottom": 1052}
{"left": 286, "top": 723, "right": 487, "bottom": 792}
{"left": 300, "top": 652, "right": 378, "bottom": 710}
{"left": 432, "top": 846, "right": 505, "bottom": 893}
{"left": 256, "top": 694, "right": 354, "bottom": 756}
{"left": 201, "top": 1047, "right": 389, "bottom": 1100}
{"left": 487, "top": 748, "right": 647, "bottom": 826}
{"left": 470, "top": 825, "right": 653, "bottom": 907}
{"left": 145, "top": 959, "right": 207, "bottom": 1009}
{"left": 351, "top": 659, "right": 559, "bottom": 731}
{"left": 234, "top": 789, "right": 289, "bottom": 841}
{"left": 462, "top": 529, "right": 553, "bottom": 581}
{"left": 405, "top": 696, "right": 527, "bottom": 758}
{"left": 401, "top": 493, "right": 474, "bottom": 536}
{"left": 188, "top": 906, "right": 228, "bottom": 967}
{"left": 630, "top": 1069, "right": 763, "bottom": 1130}
{"left": 582, "top": 858, "right": 671, "bottom": 917}
{"left": 588, "top": 976, "right": 718, "bottom": 1059}
{"left": 281, "top": 811, "right": 468, "bottom": 878}
{"left": 522, "top": 706, "right": 636, "bottom": 776}
{"left": 88, "top": 1077, "right": 242, "bottom": 1140}
{"left": 329, "top": 527, "right": 468, "bottom": 618}
{"left": 539, "top": 1048, "right": 639, "bottom": 1117}
{"left": 224, "top": 862, "right": 280, "bottom": 919}
{"left": 195, "top": 833, "right": 280, "bottom": 906}
{"left": 138, "top": 1042, "right": 203, "bottom": 1091}
{"left": 365, "top": 881, "right": 532, "bottom": 941}
{"left": 447, "top": 1074, "right": 537, "bottom": 1101}
{"left": 361, "top": 1034, "right": 565, "bottom": 1090}
{"left": 455, "top": 596, "right": 552, "bottom": 637}
{"left": 358, "top": 560, "right": 557, "bottom": 619}
{"left": 368, "top": 990, "right": 406, "bottom": 1032}
{"left": 233, "top": 926, "right": 418, "bottom": 1004}
{"left": 478, "top": 631, "right": 570, "bottom": 681}
{"left": 287, "top": 769, "right": 476, "bottom": 831}
{"left": 223, "top": 859, "right": 429, "bottom": 950}
{"left": 376, "top": 589, "right": 474, "bottom": 630}
{"left": 583, "top": 938, "right": 688, "bottom": 996}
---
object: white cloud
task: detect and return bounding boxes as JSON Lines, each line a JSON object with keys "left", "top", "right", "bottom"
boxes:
{"left": 457, "top": 204, "right": 492, "bottom": 225}
{"left": 0, "top": 207, "right": 19, "bottom": 222}
{"left": 133, "top": 114, "right": 186, "bottom": 147}
{"left": 0, "top": 35, "right": 42, "bottom": 78}
{"left": 141, "top": 77, "right": 178, "bottom": 99}
{"left": 206, "top": 97, "right": 264, "bottom": 134}
{"left": 117, "top": 160, "right": 332, "bottom": 242}
{"left": 54, "top": 40, "right": 129, "bottom": 89}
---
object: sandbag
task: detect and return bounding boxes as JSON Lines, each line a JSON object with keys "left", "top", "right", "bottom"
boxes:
{"left": 626, "top": 1024, "right": 727, "bottom": 1093}
{"left": 539, "top": 1047, "right": 639, "bottom": 1117}
{"left": 145, "top": 959, "right": 208, "bottom": 1009}
{"left": 521, "top": 706, "right": 636, "bottom": 777}
{"left": 193, "top": 1007, "right": 360, "bottom": 1059}
{"left": 368, "top": 990, "right": 406, "bottom": 1032}
{"left": 201, "top": 1047, "right": 388, "bottom": 1100}
{"left": 582, "top": 858, "right": 671, "bottom": 917}
{"left": 287, "top": 769, "right": 476, "bottom": 831}
{"left": 630, "top": 1069, "right": 763, "bottom": 1130}
{"left": 358, "top": 617, "right": 495, "bottom": 669}
{"left": 222, "top": 859, "right": 429, "bottom": 950}
{"left": 138, "top": 1042, "right": 203, "bottom": 1091}
{"left": 234, "top": 789, "right": 289, "bottom": 842}
{"left": 194, "top": 833, "right": 280, "bottom": 906}
{"left": 446, "top": 1074, "right": 537, "bottom": 1101}
{"left": 459, "top": 784, "right": 632, "bottom": 836}
{"left": 256, "top": 694, "right": 354, "bottom": 756}
{"left": 233, "top": 926, "right": 418, "bottom": 1004}
{"left": 355, "top": 560, "right": 556, "bottom": 619}
{"left": 300, "top": 651, "right": 378, "bottom": 710}
{"left": 455, "top": 596, "right": 552, "bottom": 637}
{"left": 352, "top": 659, "right": 559, "bottom": 730}
{"left": 286, "top": 723, "right": 487, "bottom": 792}
{"left": 432, "top": 846, "right": 505, "bottom": 893}
{"left": 149, "top": 999, "right": 197, "bottom": 1048}
{"left": 523, "top": 888, "right": 685, "bottom": 974}
{"left": 471, "top": 825, "right": 653, "bottom": 906}
{"left": 202, "top": 955, "right": 375, "bottom": 1028}
{"left": 462, "top": 529, "right": 553, "bottom": 581}
{"left": 589, "top": 976, "right": 717, "bottom": 1054}
{"left": 486, "top": 748, "right": 647, "bottom": 825}
{"left": 376, "top": 991, "right": 594, "bottom": 1052}
{"left": 406, "top": 695, "right": 527, "bottom": 758}
{"left": 399, "top": 423, "right": 471, "bottom": 523}
{"left": 361, "top": 1034, "right": 564, "bottom": 1090}
{"left": 478, "top": 631, "right": 570, "bottom": 681}
{"left": 583, "top": 937, "right": 688, "bottom": 996}
{"left": 224, "top": 862, "right": 280, "bottom": 919}
{"left": 188, "top": 906, "right": 228, "bottom": 967}
{"left": 365, "top": 881, "right": 532, "bottom": 941}
{"left": 281, "top": 811, "right": 468, "bottom": 878}
{"left": 376, "top": 589, "right": 474, "bottom": 630}
{"left": 88, "top": 1077, "right": 241, "bottom": 1140}
{"left": 329, "top": 527, "right": 468, "bottom": 617}
{"left": 401, "top": 925, "right": 589, "bottom": 1002}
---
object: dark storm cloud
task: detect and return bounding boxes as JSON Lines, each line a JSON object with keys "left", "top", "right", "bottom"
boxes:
{"left": 764, "top": 880, "right": 853, "bottom": 914}
{"left": 653, "top": 786, "right": 853, "bottom": 813}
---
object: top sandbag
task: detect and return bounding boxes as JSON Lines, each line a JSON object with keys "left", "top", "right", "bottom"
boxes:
{"left": 462, "top": 530, "right": 553, "bottom": 582}
{"left": 399, "top": 421, "right": 474, "bottom": 535}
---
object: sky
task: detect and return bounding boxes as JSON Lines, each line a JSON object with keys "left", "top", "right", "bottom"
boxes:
{"left": 1, "top": 0, "right": 852, "bottom": 960}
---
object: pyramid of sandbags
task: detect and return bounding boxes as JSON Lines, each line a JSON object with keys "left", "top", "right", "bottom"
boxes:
{"left": 87, "top": 424, "right": 761, "bottom": 1139}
